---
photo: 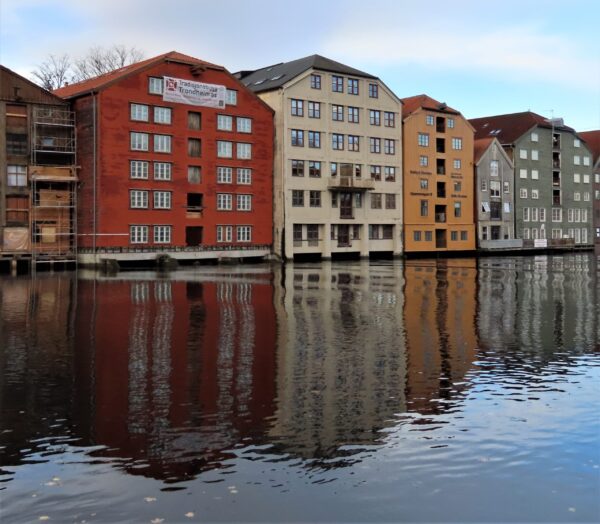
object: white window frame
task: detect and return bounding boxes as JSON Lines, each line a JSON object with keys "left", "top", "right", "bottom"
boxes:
{"left": 130, "top": 225, "right": 148, "bottom": 243}
{"left": 154, "top": 106, "right": 172, "bottom": 124}
{"left": 217, "top": 225, "right": 233, "bottom": 243}
{"left": 130, "top": 160, "right": 149, "bottom": 179}
{"left": 217, "top": 166, "right": 233, "bottom": 184}
{"left": 217, "top": 141, "right": 233, "bottom": 158}
{"left": 236, "top": 225, "right": 252, "bottom": 242}
{"left": 130, "top": 103, "right": 149, "bottom": 122}
{"left": 226, "top": 89, "right": 237, "bottom": 105}
{"left": 154, "top": 134, "right": 172, "bottom": 153}
{"left": 153, "top": 162, "right": 172, "bottom": 181}
{"left": 237, "top": 194, "right": 252, "bottom": 211}
{"left": 153, "top": 225, "right": 171, "bottom": 244}
{"left": 148, "top": 77, "right": 163, "bottom": 95}
{"left": 217, "top": 193, "right": 233, "bottom": 210}
{"left": 130, "top": 190, "right": 148, "bottom": 209}
{"left": 451, "top": 137, "right": 462, "bottom": 150}
{"left": 217, "top": 114, "right": 233, "bottom": 131}
{"left": 237, "top": 117, "right": 252, "bottom": 133}
{"left": 237, "top": 143, "right": 252, "bottom": 159}
{"left": 153, "top": 191, "right": 171, "bottom": 209}
{"left": 237, "top": 168, "right": 252, "bottom": 185}
{"left": 130, "top": 132, "right": 149, "bottom": 151}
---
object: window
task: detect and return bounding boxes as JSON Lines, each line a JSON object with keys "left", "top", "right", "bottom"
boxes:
{"left": 539, "top": 208, "right": 546, "bottom": 222}
{"left": 574, "top": 138, "right": 581, "bottom": 147}
{"left": 309, "top": 161, "right": 321, "bottom": 178}
{"left": 308, "top": 101, "right": 321, "bottom": 118}
{"left": 217, "top": 114, "right": 233, "bottom": 131}
{"left": 148, "top": 77, "right": 163, "bottom": 94}
{"left": 331, "top": 192, "right": 338, "bottom": 207}
{"left": 293, "top": 224, "right": 303, "bottom": 243}
{"left": 237, "top": 117, "right": 252, "bottom": 133}
{"left": 188, "top": 166, "right": 201, "bottom": 184}
{"left": 237, "top": 194, "right": 252, "bottom": 211}
{"left": 371, "top": 193, "right": 382, "bottom": 209}
{"left": 130, "top": 132, "right": 149, "bottom": 151}
{"left": 532, "top": 169, "right": 539, "bottom": 180}
{"left": 489, "top": 160, "right": 499, "bottom": 177}
{"left": 384, "top": 139, "right": 395, "bottom": 155}
{"left": 420, "top": 178, "right": 429, "bottom": 189}
{"left": 552, "top": 208, "right": 562, "bottom": 222}
{"left": 130, "top": 225, "right": 148, "bottom": 243}
{"left": 418, "top": 133, "right": 429, "bottom": 147}
{"left": 370, "top": 165, "right": 382, "bottom": 180}
{"left": 292, "top": 190, "right": 304, "bottom": 206}
{"left": 217, "top": 166, "right": 233, "bottom": 183}
{"left": 130, "top": 160, "right": 149, "bottom": 179}
{"left": 420, "top": 200, "right": 428, "bottom": 216}
{"left": 332, "top": 133, "right": 344, "bottom": 150}
{"left": 531, "top": 132, "right": 539, "bottom": 142}
{"left": 531, "top": 189, "right": 539, "bottom": 200}
{"left": 574, "top": 173, "right": 581, "bottom": 183}
{"left": 291, "top": 129, "right": 304, "bottom": 146}
{"left": 130, "top": 190, "right": 148, "bottom": 208}
{"left": 154, "top": 225, "right": 171, "bottom": 244}
{"left": 584, "top": 191, "right": 590, "bottom": 201}
{"left": 370, "top": 110, "right": 381, "bottom": 126}
{"left": 309, "top": 190, "right": 321, "bottom": 207}
{"left": 311, "top": 74, "right": 321, "bottom": 89}
{"left": 454, "top": 181, "right": 462, "bottom": 191}
{"left": 385, "top": 193, "right": 396, "bottom": 209}
{"left": 583, "top": 156, "right": 590, "bottom": 166}
{"left": 154, "top": 191, "right": 171, "bottom": 209}
{"left": 131, "top": 103, "right": 149, "bottom": 121}
{"left": 370, "top": 137, "right": 381, "bottom": 153}
{"left": 490, "top": 180, "right": 500, "bottom": 197}
{"left": 154, "top": 162, "right": 172, "bottom": 180}
{"left": 331, "top": 162, "right": 337, "bottom": 176}
{"left": 217, "top": 225, "right": 233, "bottom": 243}
{"left": 384, "top": 112, "right": 395, "bottom": 127}
{"left": 332, "top": 105, "right": 344, "bottom": 121}
{"left": 237, "top": 143, "right": 252, "bottom": 159}
{"left": 355, "top": 193, "right": 362, "bottom": 209}
{"left": 154, "top": 134, "right": 172, "bottom": 153}
{"left": 292, "top": 160, "right": 304, "bottom": 177}
{"left": 574, "top": 155, "right": 581, "bottom": 165}
{"left": 460, "top": 231, "right": 467, "bottom": 241}
{"left": 217, "top": 193, "right": 233, "bottom": 210}
{"left": 332, "top": 75, "right": 343, "bottom": 92}
{"left": 188, "top": 111, "right": 201, "bottom": 130}
{"left": 453, "top": 159, "right": 461, "bottom": 170}
{"left": 447, "top": 118, "right": 455, "bottom": 128}
{"left": 308, "top": 131, "right": 321, "bottom": 148}
{"left": 420, "top": 156, "right": 428, "bottom": 167}
{"left": 481, "top": 179, "right": 487, "bottom": 191}
{"left": 384, "top": 166, "right": 395, "bottom": 182}
{"left": 520, "top": 188, "right": 528, "bottom": 198}
{"left": 291, "top": 99, "right": 304, "bottom": 116}
{"left": 226, "top": 89, "right": 237, "bottom": 105}
{"left": 188, "top": 138, "right": 201, "bottom": 157}
{"left": 348, "top": 78, "right": 359, "bottom": 95}
{"left": 154, "top": 107, "right": 172, "bottom": 124}
{"left": 583, "top": 174, "right": 590, "bottom": 184}
{"left": 452, "top": 138, "right": 463, "bottom": 150}
{"left": 454, "top": 201, "right": 462, "bottom": 217}
{"left": 520, "top": 149, "right": 528, "bottom": 159}
{"left": 531, "top": 149, "right": 539, "bottom": 161}
{"left": 414, "top": 231, "right": 422, "bottom": 241}
{"left": 345, "top": 106, "right": 359, "bottom": 123}
{"left": 451, "top": 231, "right": 458, "bottom": 241}
{"left": 369, "top": 83, "right": 378, "bottom": 98}
{"left": 7, "top": 165, "right": 27, "bottom": 186}
{"left": 426, "top": 115, "right": 434, "bottom": 126}
{"left": 237, "top": 168, "right": 251, "bottom": 184}
{"left": 348, "top": 135, "right": 360, "bottom": 152}
{"left": 237, "top": 226, "right": 252, "bottom": 242}
{"left": 520, "top": 168, "right": 527, "bottom": 179}
{"left": 503, "top": 181, "right": 510, "bottom": 193}
{"left": 574, "top": 192, "right": 581, "bottom": 201}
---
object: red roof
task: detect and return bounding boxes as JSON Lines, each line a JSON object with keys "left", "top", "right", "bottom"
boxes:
{"left": 400, "top": 94, "right": 459, "bottom": 119}
{"left": 474, "top": 137, "right": 495, "bottom": 164}
{"left": 53, "top": 51, "right": 225, "bottom": 99}
{"left": 579, "top": 130, "right": 600, "bottom": 163}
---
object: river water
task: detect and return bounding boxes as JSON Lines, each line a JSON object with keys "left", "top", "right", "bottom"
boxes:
{"left": 0, "top": 255, "right": 599, "bottom": 523}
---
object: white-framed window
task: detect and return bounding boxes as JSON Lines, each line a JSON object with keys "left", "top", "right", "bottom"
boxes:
{"left": 519, "top": 149, "right": 527, "bottom": 159}
{"left": 153, "top": 162, "right": 171, "bottom": 181}
{"left": 490, "top": 180, "right": 501, "bottom": 196}
{"left": 237, "top": 117, "right": 252, "bottom": 133}
{"left": 226, "top": 89, "right": 237, "bottom": 105}
{"left": 574, "top": 138, "right": 580, "bottom": 148}
{"left": 531, "top": 169, "right": 539, "bottom": 180}
{"left": 574, "top": 155, "right": 581, "bottom": 165}
{"left": 130, "top": 132, "right": 149, "bottom": 151}
{"left": 503, "top": 181, "right": 510, "bottom": 193}
{"left": 574, "top": 173, "right": 581, "bottom": 183}
{"left": 153, "top": 191, "right": 171, "bottom": 209}
{"left": 520, "top": 188, "right": 528, "bottom": 198}
{"left": 217, "top": 193, "right": 233, "bottom": 210}
{"left": 582, "top": 209, "right": 588, "bottom": 222}
{"left": 539, "top": 208, "right": 546, "bottom": 222}
{"left": 418, "top": 133, "right": 429, "bottom": 147}
{"left": 532, "top": 189, "right": 539, "bottom": 199}
{"left": 237, "top": 168, "right": 251, "bottom": 185}
{"left": 7, "top": 165, "right": 27, "bottom": 186}
{"left": 490, "top": 160, "right": 499, "bottom": 176}
{"left": 217, "top": 114, "right": 233, "bottom": 131}
{"left": 584, "top": 192, "right": 590, "bottom": 201}
{"left": 426, "top": 115, "right": 434, "bottom": 126}
{"left": 531, "top": 150, "right": 539, "bottom": 160}
{"left": 451, "top": 138, "right": 462, "bottom": 150}
{"left": 237, "top": 194, "right": 252, "bottom": 211}
{"left": 531, "top": 132, "right": 538, "bottom": 142}
{"left": 419, "top": 155, "right": 428, "bottom": 167}
{"left": 148, "top": 77, "right": 163, "bottom": 95}
{"left": 237, "top": 143, "right": 252, "bottom": 159}
{"left": 154, "top": 106, "right": 172, "bottom": 124}
{"left": 523, "top": 228, "right": 530, "bottom": 240}
{"left": 574, "top": 208, "right": 581, "bottom": 222}
{"left": 552, "top": 228, "right": 562, "bottom": 239}
{"left": 188, "top": 166, "right": 201, "bottom": 184}
{"left": 583, "top": 174, "right": 590, "bottom": 184}
{"left": 531, "top": 208, "right": 539, "bottom": 221}
{"left": 216, "top": 225, "right": 233, "bottom": 242}
{"left": 130, "top": 190, "right": 148, "bottom": 208}
{"left": 217, "top": 166, "right": 233, "bottom": 184}
{"left": 130, "top": 160, "right": 149, "bottom": 179}
{"left": 552, "top": 208, "right": 562, "bottom": 222}
{"left": 523, "top": 207, "right": 530, "bottom": 222}
{"left": 236, "top": 225, "right": 251, "bottom": 242}
{"left": 154, "top": 134, "right": 171, "bottom": 153}
{"left": 130, "top": 103, "right": 149, "bottom": 121}
{"left": 217, "top": 141, "right": 233, "bottom": 158}
{"left": 574, "top": 192, "right": 581, "bottom": 201}
{"left": 154, "top": 225, "right": 171, "bottom": 244}
{"left": 519, "top": 168, "right": 527, "bottom": 178}
{"left": 567, "top": 209, "right": 574, "bottom": 222}
{"left": 481, "top": 179, "right": 487, "bottom": 191}
{"left": 453, "top": 159, "right": 461, "bottom": 169}
{"left": 583, "top": 156, "right": 590, "bottom": 166}
{"left": 447, "top": 118, "right": 455, "bottom": 128}
{"left": 130, "top": 225, "right": 148, "bottom": 243}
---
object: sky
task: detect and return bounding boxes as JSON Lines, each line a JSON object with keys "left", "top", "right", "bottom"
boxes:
{"left": 1, "top": 0, "right": 599, "bottom": 131}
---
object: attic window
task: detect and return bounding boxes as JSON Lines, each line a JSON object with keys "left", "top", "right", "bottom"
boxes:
{"left": 253, "top": 79, "right": 265, "bottom": 85}
{"left": 271, "top": 74, "right": 284, "bottom": 81}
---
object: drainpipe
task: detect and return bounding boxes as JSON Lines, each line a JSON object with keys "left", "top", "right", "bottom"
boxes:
{"left": 92, "top": 92, "right": 97, "bottom": 255}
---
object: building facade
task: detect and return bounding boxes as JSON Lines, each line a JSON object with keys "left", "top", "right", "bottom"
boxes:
{"left": 238, "top": 55, "right": 402, "bottom": 260}
{"left": 579, "top": 131, "right": 600, "bottom": 250}
{"left": 474, "top": 137, "right": 519, "bottom": 249}
{"left": 401, "top": 95, "right": 476, "bottom": 253}
{"left": 0, "top": 66, "right": 77, "bottom": 265}
{"left": 54, "top": 52, "right": 274, "bottom": 266}
{"left": 470, "top": 112, "right": 593, "bottom": 247}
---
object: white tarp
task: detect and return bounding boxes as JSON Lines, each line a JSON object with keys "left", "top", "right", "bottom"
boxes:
{"left": 163, "top": 77, "right": 226, "bottom": 108}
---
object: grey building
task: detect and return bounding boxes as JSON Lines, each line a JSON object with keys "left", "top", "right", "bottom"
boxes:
{"left": 579, "top": 131, "right": 600, "bottom": 251}
{"left": 470, "top": 112, "right": 593, "bottom": 247}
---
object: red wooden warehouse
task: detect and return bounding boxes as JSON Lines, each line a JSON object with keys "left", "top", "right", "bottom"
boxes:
{"left": 54, "top": 51, "right": 274, "bottom": 266}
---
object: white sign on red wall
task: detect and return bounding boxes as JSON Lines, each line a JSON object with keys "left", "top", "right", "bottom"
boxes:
{"left": 162, "top": 76, "right": 226, "bottom": 108}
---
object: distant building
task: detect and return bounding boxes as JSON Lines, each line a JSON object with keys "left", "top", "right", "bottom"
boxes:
{"left": 54, "top": 52, "right": 274, "bottom": 267}
{"left": 474, "top": 137, "right": 519, "bottom": 249}
{"left": 238, "top": 55, "right": 403, "bottom": 260}
{"left": 579, "top": 131, "right": 600, "bottom": 250}
{"left": 470, "top": 112, "right": 593, "bottom": 247}
{"left": 401, "top": 95, "right": 476, "bottom": 253}
{"left": 0, "top": 66, "right": 77, "bottom": 265}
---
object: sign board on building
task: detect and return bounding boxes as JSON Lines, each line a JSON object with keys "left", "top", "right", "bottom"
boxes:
{"left": 534, "top": 239, "right": 547, "bottom": 248}
{"left": 163, "top": 77, "right": 226, "bottom": 108}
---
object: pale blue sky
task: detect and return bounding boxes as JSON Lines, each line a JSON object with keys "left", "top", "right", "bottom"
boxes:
{"left": 1, "top": 0, "right": 598, "bottom": 131}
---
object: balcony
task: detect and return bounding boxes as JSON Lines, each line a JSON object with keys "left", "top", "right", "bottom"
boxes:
{"left": 328, "top": 177, "right": 374, "bottom": 191}
{"left": 435, "top": 205, "right": 447, "bottom": 223}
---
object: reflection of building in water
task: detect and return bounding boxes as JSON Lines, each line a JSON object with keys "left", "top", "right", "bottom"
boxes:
{"left": 403, "top": 259, "right": 478, "bottom": 414}
{"left": 74, "top": 273, "right": 277, "bottom": 481}
{"left": 271, "top": 261, "right": 407, "bottom": 462}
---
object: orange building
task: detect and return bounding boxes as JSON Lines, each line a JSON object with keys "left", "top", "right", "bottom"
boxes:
{"left": 401, "top": 95, "right": 475, "bottom": 253}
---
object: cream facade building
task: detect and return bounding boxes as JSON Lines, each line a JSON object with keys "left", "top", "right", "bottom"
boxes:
{"left": 239, "top": 55, "right": 402, "bottom": 260}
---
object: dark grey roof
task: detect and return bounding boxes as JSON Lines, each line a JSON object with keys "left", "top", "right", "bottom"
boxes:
{"left": 237, "top": 54, "right": 377, "bottom": 93}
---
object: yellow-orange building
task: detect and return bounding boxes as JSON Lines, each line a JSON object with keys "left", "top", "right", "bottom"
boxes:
{"left": 402, "top": 95, "right": 475, "bottom": 252}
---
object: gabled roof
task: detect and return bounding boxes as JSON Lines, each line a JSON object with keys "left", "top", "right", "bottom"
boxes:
{"left": 400, "top": 94, "right": 460, "bottom": 119}
{"left": 53, "top": 51, "right": 224, "bottom": 99}
{"left": 0, "top": 65, "right": 67, "bottom": 104}
{"left": 237, "top": 54, "right": 377, "bottom": 93}
{"left": 579, "top": 131, "right": 600, "bottom": 164}
{"left": 474, "top": 137, "right": 495, "bottom": 164}
{"left": 469, "top": 111, "right": 575, "bottom": 144}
